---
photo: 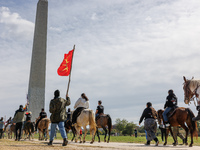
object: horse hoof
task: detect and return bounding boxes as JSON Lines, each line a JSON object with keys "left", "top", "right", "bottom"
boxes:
{"left": 189, "top": 144, "right": 193, "bottom": 147}
{"left": 107, "top": 141, "right": 109, "bottom": 143}
{"left": 80, "top": 141, "right": 82, "bottom": 143}
{"left": 90, "top": 141, "right": 93, "bottom": 144}
{"left": 185, "top": 143, "right": 188, "bottom": 145}
{"left": 83, "top": 141, "right": 85, "bottom": 143}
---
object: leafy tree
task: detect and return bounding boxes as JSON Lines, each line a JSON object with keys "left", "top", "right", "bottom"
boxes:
{"left": 115, "top": 118, "right": 128, "bottom": 134}
{"left": 122, "top": 122, "right": 136, "bottom": 136}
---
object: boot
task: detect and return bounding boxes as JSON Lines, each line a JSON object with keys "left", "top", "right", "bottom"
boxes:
{"left": 62, "top": 138, "right": 68, "bottom": 146}
{"left": 154, "top": 138, "right": 159, "bottom": 146}
{"left": 145, "top": 141, "right": 150, "bottom": 145}
{"left": 192, "top": 109, "right": 200, "bottom": 121}
{"left": 48, "top": 141, "right": 53, "bottom": 145}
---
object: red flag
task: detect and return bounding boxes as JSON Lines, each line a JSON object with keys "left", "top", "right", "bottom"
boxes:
{"left": 57, "top": 50, "right": 74, "bottom": 76}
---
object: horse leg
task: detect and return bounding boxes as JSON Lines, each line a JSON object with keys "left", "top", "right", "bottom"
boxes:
{"left": 107, "top": 127, "right": 111, "bottom": 143}
{"left": 180, "top": 123, "right": 189, "bottom": 145}
{"left": 83, "top": 126, "right": 87, "bottom": 143}
{"left": 96, "top": 127, "right": 100, "bottom": 143}
{"left": 103, "top": 127, "right": 107, "bottom": 142}
{"left": 164, "top": 129, "right": 169, "bottom": 146}
{"left": 169, "top": 127, "right": 177, "bottom": 146}
{"left": 71, "top": 127, "right": 76, "bottom": 142}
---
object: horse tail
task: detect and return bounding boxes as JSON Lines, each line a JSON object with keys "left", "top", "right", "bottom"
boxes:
{"left": 186, "top": 108, "right": 198, "bottom": 138}
{"left": 89, "top": 110, "right": 96, "bottom": 135}
{"left": 106, "top": 114, "right": 112, "bottom": 131}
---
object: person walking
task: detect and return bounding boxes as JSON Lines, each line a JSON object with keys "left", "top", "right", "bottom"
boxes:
{"left": 48, "top": 90, "right": 71, "bottom": 146}
{"left": 0, "top": 117, "right": 4, "bottom": 139}
{"left": 13, "top": 105, "right": 26, "bottom": 141}
{"left": 139, "top": 102, "right": 159, "bottom": 146}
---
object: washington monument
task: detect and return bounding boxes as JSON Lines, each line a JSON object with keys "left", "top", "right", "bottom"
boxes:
{"left": 28, "top": 0, "right": 48, "bottom": 120}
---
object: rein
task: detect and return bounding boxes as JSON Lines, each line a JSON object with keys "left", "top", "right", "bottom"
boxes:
{"left": 185, "top": 80, "right": 200, "bottom": 105}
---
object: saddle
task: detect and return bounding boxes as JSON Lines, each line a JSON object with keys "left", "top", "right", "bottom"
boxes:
{"left": 96, "top": 113, "right": 106, "bottom": 121}
{"left": 167, "top": 106, "right": 178, "bottom": 118}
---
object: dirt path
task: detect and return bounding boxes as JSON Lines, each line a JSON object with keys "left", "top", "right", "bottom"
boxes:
{"left": 0, "top": 139, "right": 199, "bottom": 150}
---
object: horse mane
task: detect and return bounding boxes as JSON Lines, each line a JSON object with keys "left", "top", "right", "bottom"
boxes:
{"left": 189, "top": 79, "right": 200, "bottom": 89}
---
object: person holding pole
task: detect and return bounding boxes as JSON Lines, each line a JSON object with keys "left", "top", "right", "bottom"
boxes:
{"left": 48, "top": 90, "right": 71, "bottom": 146}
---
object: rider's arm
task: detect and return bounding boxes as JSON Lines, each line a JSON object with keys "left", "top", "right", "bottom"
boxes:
{"left": 95, "top": 109, "right": 98, "bottom": 115}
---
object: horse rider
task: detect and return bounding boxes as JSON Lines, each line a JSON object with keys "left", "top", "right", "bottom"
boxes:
{"left": 48, "top": 89, "right": 71, "bottom": 146}
{"left": 13, "top": 105, "right": 26, "bottom": 141}
{"left": 163, "top": 89, "right": 177, "bottom": 128}
{"left": 35, "top": 108, "right": 47, "bottom": 132}
{"left": 0, "top": 117, "right": 4, "bottom": 139}
{"left": 95, "top": 100, "right": 104, "bottom": 121}
{"left": 66, "top": 108, "right": 71, "bottom": 121}
{"left": 72, "top": 93, "right": 89, "bottom": 126}
{"left": 139, "top": 102, "right": 159, "bottom": 146}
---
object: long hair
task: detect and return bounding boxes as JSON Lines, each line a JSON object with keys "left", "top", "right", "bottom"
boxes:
{"left": 81, "top": 93, "right": 89, "bottom": 101}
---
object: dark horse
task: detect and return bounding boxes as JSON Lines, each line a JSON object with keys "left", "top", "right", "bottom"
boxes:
{"left": 157, "top": 107, "right": 198, "bottom": 147}
{"left": 64, "top": 120, "right": 77, "bottom": 141}
{"left": 95, "top": 114, "right": 112, "bottom": 143}
{"left": 23, "top": 121, "right": 35, "bottom": 140}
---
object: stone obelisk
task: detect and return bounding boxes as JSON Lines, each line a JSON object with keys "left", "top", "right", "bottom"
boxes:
{"left": 28, "top": 0, "right": 48, "bottom": 120}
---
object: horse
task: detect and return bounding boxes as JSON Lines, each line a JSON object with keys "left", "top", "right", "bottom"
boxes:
{"left": 35, "top": 118, "right": 50, "bottom": 141}
{"left": 9, "top": 124, "right": 16, "bottom": 139}
{"left": 64, "top": 120, "right": 77, "bottom": 141}
{"left": 23, "top": 121, "right": 35, "bottom": 140}
{"left": 157, "top": 108, "right": 198, "bottom": 147}
{"left": 3, "top": 117, "right": 12, "bottom": 139}
{"left": 73, "top": 109, "right": 96, "bottom": 144}
{"left": 183, "top": 76, "right": 200, "bottom": 105}
{"left": 95, "top": 114, "right": 112, "bottom": 143}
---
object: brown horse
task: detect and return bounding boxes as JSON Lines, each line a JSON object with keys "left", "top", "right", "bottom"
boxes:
{"left": 157, "top": 107, "right": 198, "bottom": 147}
{"left": 64, "top": 120, "right": 77, "bottom": 141}
{"left": 35, "top": 118, "right": 50, "bottom": 141}
{"left": 3, "top": 117, "right": 12, "bottom": 139}
{"left": 95, "top": 114, "right": 112, "bottom": 143}
{"left": 23, "top": 121, "right": 35, "bottom": 140}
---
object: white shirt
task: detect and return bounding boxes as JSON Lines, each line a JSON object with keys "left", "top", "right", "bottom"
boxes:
{"left": 74, "top": 98, "right": 89, "bottom": 109}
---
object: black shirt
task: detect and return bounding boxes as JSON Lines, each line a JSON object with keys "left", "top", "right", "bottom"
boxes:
{"left": 39, "top": 112, "right": 47, "bottom": 119}
{"left": 97, "top": 105, "right": 104, "bottom": 114}
{"left": 164, "top": 94, "right": 177, "bottom": 108}
{"left": 139, "top": 107, "right": 154, "bottom": 124}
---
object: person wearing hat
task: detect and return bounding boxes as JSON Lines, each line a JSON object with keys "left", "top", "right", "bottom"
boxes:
{"left": 13, "top": 105, "right": 26, "bottom": 141}
{"left": 95, "top": 100, "right": 104, "bottom": 121}
{"left": 163, "top": 89, "right": 177, "bottom": 128}
{"left": 139, "top": 102, "right": 159, "bottom": 146}
{"left": 48, "top": 89, "right": 71, "bottom": 146}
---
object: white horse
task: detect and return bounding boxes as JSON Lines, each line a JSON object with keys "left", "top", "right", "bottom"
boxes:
{"left": 183, "top": 76, "right": 200, "bottom": 106}
{"left": 73, "top": 109, "right": 96, "bottom": 144}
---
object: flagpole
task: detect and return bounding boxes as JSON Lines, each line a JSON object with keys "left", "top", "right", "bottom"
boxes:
{"left": 66, "top": 45, "right": 75, "bottom": 96}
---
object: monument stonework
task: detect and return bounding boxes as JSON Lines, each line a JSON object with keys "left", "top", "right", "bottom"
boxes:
{"left": 28, "top": 0, "right": 48, "bottom": 120}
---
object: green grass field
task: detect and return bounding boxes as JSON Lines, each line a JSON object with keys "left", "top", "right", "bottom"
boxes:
{"left": 33, "top": 132, "right": 200, "bottom": 146}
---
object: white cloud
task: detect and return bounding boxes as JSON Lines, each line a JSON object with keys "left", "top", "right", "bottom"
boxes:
{"left": 0, "top": 7, "right": 34, "bottom": 40}
{"left": 1, "top": 0, "right": 200, "bottom": 124}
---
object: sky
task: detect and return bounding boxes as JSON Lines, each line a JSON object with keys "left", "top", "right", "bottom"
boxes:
{"left": 1, "top": 0, "right": 200, "bottom": 125}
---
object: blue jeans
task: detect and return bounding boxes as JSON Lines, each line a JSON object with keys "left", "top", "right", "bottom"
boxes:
{"left": 50, "top": 122, "right": 67, "bottom": 141}
{"left": 163, "top": 107, "right": 172, "bottom": 122}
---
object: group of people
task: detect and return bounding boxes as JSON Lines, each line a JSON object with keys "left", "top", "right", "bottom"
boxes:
{"left": 139, "top": 89, "right": 184, "bottom": 146}
{"left": 48, "top": 90, "right": 104, "bottom": 146}
{"left": 6, "top": 90, "right": 104, "bottom": 146}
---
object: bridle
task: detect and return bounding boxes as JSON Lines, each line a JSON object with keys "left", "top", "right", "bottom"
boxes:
{"left": 184, "top": 80, "right": 200, "bottom": 106}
